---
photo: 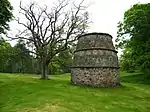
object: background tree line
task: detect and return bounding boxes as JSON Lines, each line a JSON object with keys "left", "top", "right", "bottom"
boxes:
{"left": 0, "top": 38, "right": 73, "bottom": 74}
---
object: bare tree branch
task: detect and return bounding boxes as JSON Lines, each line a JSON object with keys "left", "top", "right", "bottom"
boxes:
{"left": 13, "top": 0, "right": 89, "bottom": 78}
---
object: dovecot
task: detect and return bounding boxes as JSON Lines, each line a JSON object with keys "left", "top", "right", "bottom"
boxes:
{"left": 71, "top": 33, "right": 120, "bottom": 87}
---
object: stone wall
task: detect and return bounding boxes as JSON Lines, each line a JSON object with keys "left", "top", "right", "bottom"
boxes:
{"left": 71, "top": 68, "right": 120, "bottom": 87}
{"left": 71, "top": 33, "right": 120, "bottom": 87}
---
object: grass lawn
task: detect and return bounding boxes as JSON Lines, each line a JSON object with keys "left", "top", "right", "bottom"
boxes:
{"left": 0, "top": 72, "right": 150, "bottom": 112}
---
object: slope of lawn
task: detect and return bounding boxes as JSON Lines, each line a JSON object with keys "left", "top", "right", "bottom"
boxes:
{"left": 0, "top": 72, "right": 150, "bottom": 112}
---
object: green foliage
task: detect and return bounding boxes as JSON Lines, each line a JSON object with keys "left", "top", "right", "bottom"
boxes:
{"left": 57, "top": 49, "right": 72, "bottom": 73}
{"left": 12, "top": 40, "right": 32, "bottom": 73}
{"left": 0, "top": 38, "right": 13, "bottom": 72}
{"left": 0, "top": 73, "right": 150, "bottom": 112}
{"left": 0, "top": 39, "right": 36, "bottom": 73}
{"left": 116, "top": 3, "right": 150, "bottom": 72}
{"left": 0, "top": 0, "right": 13, "bottom": 34}
{"left": 120, "top": 48, "right": 136, "bottom": 72}
{"left": 49, "top": 49, "right": 73, "bottom": 74}
{"left": 0, "top": 38, "right": 73, "bottom": 74}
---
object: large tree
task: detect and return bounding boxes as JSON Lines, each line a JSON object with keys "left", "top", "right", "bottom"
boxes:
{"left": 8, "top": 0, "right": 89, "bottom": 79}
{"left": 0, "top": 0, "right": 13, "bottom": 34}
{"left": 116, "top": 3, "right": 150, "bottom": 72}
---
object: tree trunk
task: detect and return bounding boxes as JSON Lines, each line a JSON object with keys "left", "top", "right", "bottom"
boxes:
{"left": 40, "top": 57, "right": 49, "bottom": 80}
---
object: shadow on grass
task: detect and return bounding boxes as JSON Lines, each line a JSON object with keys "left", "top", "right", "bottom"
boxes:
{"left": 121, "top": 73, "right": 150, "bottom": 85}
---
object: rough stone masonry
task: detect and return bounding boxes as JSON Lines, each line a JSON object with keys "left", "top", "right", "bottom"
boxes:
{"left": 71, "top": 32, "right": 120, "bottom": 87}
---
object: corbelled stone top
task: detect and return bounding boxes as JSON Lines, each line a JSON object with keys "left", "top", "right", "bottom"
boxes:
{"left": 76, "top": 32, "right": 115, "bottom": 50}
{"left": 77, "top": 32, "right": 113, "bottom": 39}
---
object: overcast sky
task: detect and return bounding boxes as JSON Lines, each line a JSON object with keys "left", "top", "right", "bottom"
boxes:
{"left": 9, "top": 0, "right": 150, "bottom": 53}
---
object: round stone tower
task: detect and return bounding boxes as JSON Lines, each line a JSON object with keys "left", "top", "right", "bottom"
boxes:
{"left": 71, "top": 32, "right": 120, "bottom": 87}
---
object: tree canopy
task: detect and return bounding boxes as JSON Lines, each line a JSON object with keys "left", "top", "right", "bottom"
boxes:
{"left": 0, "top": 0, "right": 13, "bottom": 34}
{"left": 116, "top": 3, "right": 150, "bottom": 72}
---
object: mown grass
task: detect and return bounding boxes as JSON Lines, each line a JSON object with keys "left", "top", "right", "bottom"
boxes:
{"left": 0, "top": 72, "right": 150, "bottom": 112}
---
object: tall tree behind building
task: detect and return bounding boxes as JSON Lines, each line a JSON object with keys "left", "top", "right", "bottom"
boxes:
{"left": 116, "top": 3, "right": 150, "bottom": 73}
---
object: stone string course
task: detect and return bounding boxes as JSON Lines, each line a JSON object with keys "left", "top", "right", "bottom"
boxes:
{"left": 73, "top": 50, "right": 119, "bottom": 68}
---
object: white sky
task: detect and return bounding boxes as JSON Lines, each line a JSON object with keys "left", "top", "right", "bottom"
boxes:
{"left": 9, "top": 0, "right": 150, "bottom": 55}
